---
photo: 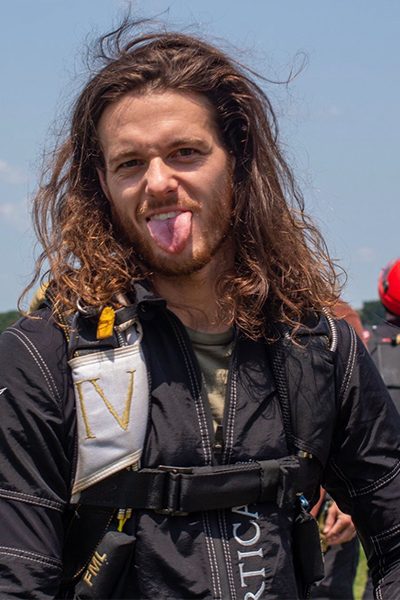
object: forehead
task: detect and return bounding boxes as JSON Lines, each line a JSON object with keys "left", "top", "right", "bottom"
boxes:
{"left": 97, "top": 90, "right": 221, "bottom": 152}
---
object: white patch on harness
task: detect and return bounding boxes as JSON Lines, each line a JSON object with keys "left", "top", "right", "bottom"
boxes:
{"left": 68, "top": 323, "right": 149, "bottom": 503}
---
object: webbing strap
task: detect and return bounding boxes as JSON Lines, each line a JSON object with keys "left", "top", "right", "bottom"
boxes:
{"left": 76, "top": 456, "right": 300, "bottom": 515}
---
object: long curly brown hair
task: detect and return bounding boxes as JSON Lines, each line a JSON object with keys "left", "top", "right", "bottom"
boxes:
{"left": 22, "top": 19, "right": 343, "bottom": 338}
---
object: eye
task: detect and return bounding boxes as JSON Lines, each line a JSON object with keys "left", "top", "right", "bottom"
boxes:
{"left": 172, "top": 148, "right": 201, "bottom": 159}
{"left": 118, "top": 158, "right": 144, "bottom": 170}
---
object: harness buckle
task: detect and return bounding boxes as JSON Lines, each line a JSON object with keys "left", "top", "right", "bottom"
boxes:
{"left": 155, "top": 465, "right": 193, "bottom": 516}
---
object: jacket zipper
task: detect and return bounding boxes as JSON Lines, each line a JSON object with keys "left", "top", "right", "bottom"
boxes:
{"left": 167, "top": 311, "right": 237, "bottom": 599}
{"left": 217, "top": 337, "right": 239, "bottom": 600}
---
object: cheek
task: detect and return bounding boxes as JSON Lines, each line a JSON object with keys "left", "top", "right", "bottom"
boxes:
{"left": 110, "top": 186, "right": 140, "bottom": 218}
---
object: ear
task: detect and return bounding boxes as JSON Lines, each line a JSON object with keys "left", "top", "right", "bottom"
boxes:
{"left": 97, "top": 168, "right": 111, "bottom": 202}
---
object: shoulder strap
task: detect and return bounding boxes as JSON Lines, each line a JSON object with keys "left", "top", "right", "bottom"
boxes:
{"left": 55, "top": 306, "right": 148, "bottom": 590}
{"left": 266, "top": 313, "right": 355, "bottom": 468}
{"left": 267, "top": 334, "right": 296, "bottom": 454}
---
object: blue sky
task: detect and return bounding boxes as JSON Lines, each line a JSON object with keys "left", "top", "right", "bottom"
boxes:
{"left": 0, "top": 0, "right": 399, "bottom": 311}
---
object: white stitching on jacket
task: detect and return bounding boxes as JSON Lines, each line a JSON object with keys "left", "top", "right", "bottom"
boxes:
{"left": 169, "top": 317, "right": 212, "bottom": 464}
{"left": 4, "top": 329, "right": 60, "bottom": 405}
{"left": 373, "top": 559, "right": 400, "bottom": 598}
{"left": 352, "top": 459, "right": 400, "bottom": 497}
{"left": 331, "top": 458, "right": 400, "bottom": 499}
{"left": 8, "top": 327, "right": 61, "bottom": 402}
{"left": 219, "top": 358, "right": 237, "bottom": 598}
{"left": 218, "top": 511, "right": 237, "bottom": 599}
{"left": 202, "top": 512, "right": 223, "bottom": 599}
{"left": 0, "top": 545, "right": 62, "bottom": 567}
{"left": 373, "top": 521, "right": 400, "bottom": 543}
{"left": 0, "top": 487, "right": 64, "bottom": 512}
{"left": 224, "top": 367, "right": 238, "bottom": 465}
{"left": 371, "top": 532, "right": 386, "bottom": 578}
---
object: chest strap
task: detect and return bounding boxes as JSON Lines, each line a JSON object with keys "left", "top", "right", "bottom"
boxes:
{"left": 75, "top": 455, "right": 318, "bottom": 516}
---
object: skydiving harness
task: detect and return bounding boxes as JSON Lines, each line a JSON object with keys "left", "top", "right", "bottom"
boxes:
{"left": 56, "top": 296, "right": 354, "bottom": 595}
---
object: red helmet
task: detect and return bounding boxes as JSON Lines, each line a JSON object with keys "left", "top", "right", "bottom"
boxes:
{"left": 378, "top": 259, "right": 400, "bottom": 316}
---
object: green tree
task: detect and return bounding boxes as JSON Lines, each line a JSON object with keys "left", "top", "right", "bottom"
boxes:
{"left": 0, "top": 311, "right": 20, "bottom": 333}
{"left": 359, "top": 300, "right": 385, "bottom": 325}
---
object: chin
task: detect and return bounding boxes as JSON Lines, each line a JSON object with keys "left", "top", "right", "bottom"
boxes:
{"left": 145, "top": 254, "right": 211, "bottom": 277}
{"left": 132, "top": 231, "right": 230, "bottom": 278}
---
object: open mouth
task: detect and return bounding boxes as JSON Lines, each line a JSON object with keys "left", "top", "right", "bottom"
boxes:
{"left": 146, "top": 211, "right": 182, "bottom": 222}
{"left": 146, "top": 210, "right": 193, "bottom": 254}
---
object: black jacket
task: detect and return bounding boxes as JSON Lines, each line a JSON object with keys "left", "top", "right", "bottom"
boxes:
{"left": 1, "top": 301, "right": 400, "bottom": 599}
{"left": 368, "top": 315, "right": 400, "bottom": 414}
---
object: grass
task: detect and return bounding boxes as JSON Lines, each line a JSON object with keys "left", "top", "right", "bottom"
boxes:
{"left": 353, "top": 545, "right": 368, "bottom": 599}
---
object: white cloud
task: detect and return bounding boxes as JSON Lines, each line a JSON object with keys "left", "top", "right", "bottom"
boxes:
{"left": 0, "top": 204, "right": 15, "bottom": 217}
{"left": 356, "top": 246, "right": 376, "bottom": 262}
{"left": 0, "top": 160, "right": 27, "bottom": 185}
{"left": 0, "top": 200, "right": 30, "bottom": 231}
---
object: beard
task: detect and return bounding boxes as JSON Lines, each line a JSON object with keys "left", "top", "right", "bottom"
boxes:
{"left": 135, "top": 223, "right": 232, "bottom": 277}
{"left": 113, "top": 179, "right": 233, "bottom": 278}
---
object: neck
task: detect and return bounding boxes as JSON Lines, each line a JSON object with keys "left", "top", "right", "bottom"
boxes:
{"left": 152, "top": 251, "right": 234, "bottom": 334}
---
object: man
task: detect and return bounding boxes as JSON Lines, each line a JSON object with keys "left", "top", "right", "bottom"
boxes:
{"left": 1, "top": 22, "right": 400, "bottom": 599}
{"left": 368, "top": 259, "right": 400, "bottom": 412}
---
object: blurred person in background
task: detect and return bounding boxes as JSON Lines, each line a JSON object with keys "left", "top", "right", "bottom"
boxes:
{"left": 362, "top": 259, "right": 400, "bottom": 600}
{"left": 368, "top": 259, "right": 400, "bottom": 413}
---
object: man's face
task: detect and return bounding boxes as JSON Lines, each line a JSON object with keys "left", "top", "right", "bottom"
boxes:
{"left": 97, "top": 90, "right": 234, "bottom": 277}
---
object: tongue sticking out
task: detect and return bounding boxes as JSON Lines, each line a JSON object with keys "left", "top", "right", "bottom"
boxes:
{"left": 147, "top": 211, "right": 193, "bottom": 254}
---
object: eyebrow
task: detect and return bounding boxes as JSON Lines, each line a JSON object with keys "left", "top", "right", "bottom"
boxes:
{"left": 169, "top": 137, "right": 210, "bottom": 149}
{"left": 107, "top": 150, "right": 139, "bottom": 170}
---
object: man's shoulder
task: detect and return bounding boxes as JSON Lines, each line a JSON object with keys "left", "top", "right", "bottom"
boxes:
{"left": 296, "top": 313, "right": 359, "bottom": 382}
{"left": 0, "top": 306, "right": 68, "bottom": 368}
{"left": 0, "top": 307, "right": 71, "bottom": 423}
{"left": 295, "top": 311, "right": 344, "bottom": 349}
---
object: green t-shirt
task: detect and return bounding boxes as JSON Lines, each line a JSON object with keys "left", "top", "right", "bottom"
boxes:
{"left": 185, "top": 326, "right": 234, "bottom": 430}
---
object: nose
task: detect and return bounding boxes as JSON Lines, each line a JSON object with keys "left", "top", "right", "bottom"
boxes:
{"left": 145, "top": 158, "right": 178, "bottom": 198}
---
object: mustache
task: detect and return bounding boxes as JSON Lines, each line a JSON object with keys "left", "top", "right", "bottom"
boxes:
{"left": 137, "top": 196, "right": 199, "bottom": 216}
